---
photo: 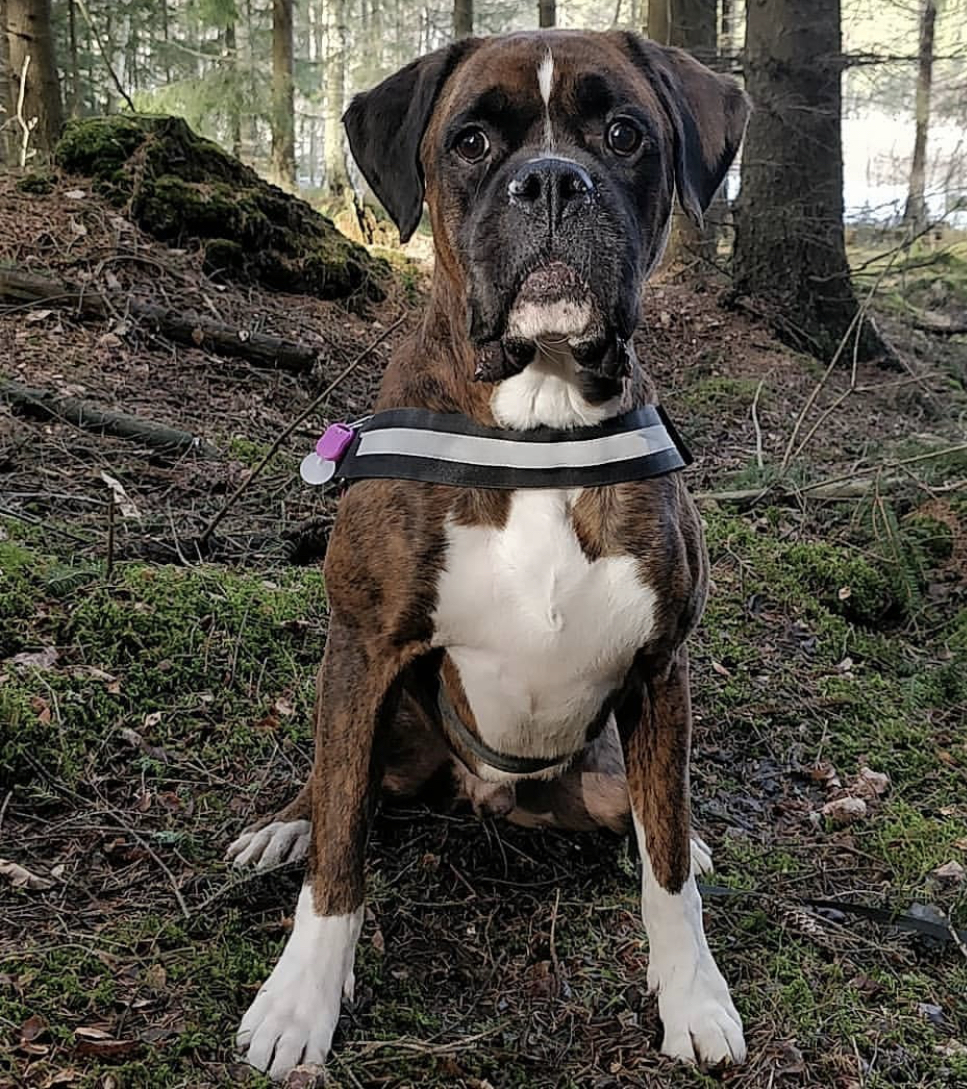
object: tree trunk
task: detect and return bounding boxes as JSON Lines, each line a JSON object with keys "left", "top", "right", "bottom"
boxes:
{"left": 732, "top": 0, "right": 887, "bottom": 362}
{"left": 903, "top": 0, "right": 938, "bottom": 230}
{"left": 453, "top": 0, "right": 472, "bottom": 38}
{"left": 539, "top": 0, "right": 555, "bottom": 29}
{"left": 6, "top": 0, "right": 64, "bottom": 157}
{"left": 647, "top": 0, "right": 669, "bottom": 43}
{"left": 224, "top": 19, "right": 242, "bottom": 159}
{"left": 663, "top": 0, "right": 718, "bottom": 267}
{"left": 0, "top": 0, "right": 15, "bottom": 163}
{"left": 160, "top": 0, "right": 171, "bottom": 83}
{"left": 271, "top": 0, "right": 297, "bottom": 191}
{"left": 323, "top": 0, "right": 349, "bottom": 199}
{"left": 720, "top": 0, "right": 734, "bottom": 63}
{"left": 67, "top": 0, "right": 80, "bottom": 116}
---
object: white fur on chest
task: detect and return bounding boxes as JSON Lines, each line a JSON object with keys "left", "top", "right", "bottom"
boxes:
{"left": 432, "top": 490, "right": 657, "bottom": 780}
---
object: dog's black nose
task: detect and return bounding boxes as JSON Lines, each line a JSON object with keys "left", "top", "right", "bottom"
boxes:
{"left": 508, "top": 158, "right": 594, "bottom": 224}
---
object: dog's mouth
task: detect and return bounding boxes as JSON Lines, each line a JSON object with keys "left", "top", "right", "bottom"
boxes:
{"left": 473, "top": 262, "right": 632, "bottom": 384}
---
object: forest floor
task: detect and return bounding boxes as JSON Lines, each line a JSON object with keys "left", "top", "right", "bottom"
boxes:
{"left": 1, "top": 174, "right": 967, "bottom": 1089}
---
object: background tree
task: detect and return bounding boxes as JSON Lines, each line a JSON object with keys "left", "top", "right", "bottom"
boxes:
{"left": 271, "top": 0, "right": 295, "bottom": 190}
{"left": 539, "top": 0, "right": 555, "bottom": 29}
{"left": 0, "top": 0, "right": 13, "bottom": 163}
{"left": 6, "top": 0, "right": 63, "bottom": 157}
{"left": 646, "top": 1, "right": 718, "bottom": 268}
{"left": 647, "top": 0, "right": 669, "bottom": 44}
{"left": 454, "top": 0, "right": 473, "bottom": 38}
{"left": 903, "top": 0, "right": 939, "bottom": 229}
{"left": 733, "top": 0, "right": 886, "bottom": 360}
{"left": 323, "top": 0, "right": 350, "bottom": 199}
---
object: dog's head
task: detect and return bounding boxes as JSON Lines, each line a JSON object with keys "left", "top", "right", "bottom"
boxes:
{"left": 345, "top": 31, "right": 749, "bottom": 381}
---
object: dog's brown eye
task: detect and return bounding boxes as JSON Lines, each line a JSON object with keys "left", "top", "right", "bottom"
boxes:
{"left": 454, "top": 127, "right": 489, "bottom": 163}
{"left": 607, "top": 119, "right": 643, "bottom": 157}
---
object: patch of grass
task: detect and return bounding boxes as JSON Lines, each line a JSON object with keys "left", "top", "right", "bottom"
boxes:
{"left": 0, "top": 529, "right": 327, "bottom": 795}
{"left": 677, "top": 376, "right": 765, "bottom": 416}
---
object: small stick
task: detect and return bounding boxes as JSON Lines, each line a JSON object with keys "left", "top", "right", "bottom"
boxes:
{"left": 199, "top": 315, "right": 406, "bottom": 546}
{"left": 105, "top": 492, "right": 116, "bottom": 579}
{"left": 15, "top": 54, "right": 36, "bottom": 168}
{"left": 751, "top": 378, "right": 765, "bottom": 471}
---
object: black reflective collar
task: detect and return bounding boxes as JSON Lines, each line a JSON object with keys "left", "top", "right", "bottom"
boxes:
{"left": 300, "top": 404, "right": 691, "bottom": 491}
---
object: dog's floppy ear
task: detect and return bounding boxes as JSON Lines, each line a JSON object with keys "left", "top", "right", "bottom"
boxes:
{"left": 343, "top": 41, "right": 476, "bottom": 242}
{"left": 619, "top": 33, "right": 750, "bottom": 227}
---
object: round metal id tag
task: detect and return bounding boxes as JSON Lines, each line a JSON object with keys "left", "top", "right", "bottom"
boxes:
{"left": 299, "top": 451, "right": 338, "bottom": 485}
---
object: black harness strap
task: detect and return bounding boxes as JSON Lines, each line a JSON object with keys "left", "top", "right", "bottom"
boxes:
{"left": 302, "top": 404, "right": 692, "bottom": 491}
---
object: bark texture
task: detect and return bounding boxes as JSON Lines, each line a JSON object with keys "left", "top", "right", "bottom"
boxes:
{"left": 453, "top": 0, "right": 472, "bottom": 38}
{"left": 271, "top": 0, "right": 296, "bottom": 191}
{"left": 324, "top": 0, "right": 350, "bottom": 198}
{"left": 903, "top": 0, "right": 938, "bottom": 230}
{"left": 6, "top": 0, "right": 63, "bottom": 156}
{"left": 732, "top": 0, "right": 886, "bottom": 361}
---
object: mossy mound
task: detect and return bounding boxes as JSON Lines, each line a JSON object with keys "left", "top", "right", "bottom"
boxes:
{"left": 55, "top": 114, "right": 387, "bottom": 303}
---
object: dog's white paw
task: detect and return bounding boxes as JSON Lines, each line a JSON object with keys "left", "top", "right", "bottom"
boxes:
{"left": 690, "top": 833, "right": 713, "bottom": 876}
{"left": 226, "top": 820, "right": 311, "bottom": 871}
{"left": 648, "top": 953, "right": 746, "bottom": 1065}
{"left": 238, "top": 887, "right": 362, "bottom": 1081}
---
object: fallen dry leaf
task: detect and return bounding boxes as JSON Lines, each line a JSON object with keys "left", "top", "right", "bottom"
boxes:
{"left": 143, "top": 711, "right": 163, "bottom": 729}
{"left": 0, "top": 859, "right": 55, "bottom": 890}
{"left": 711, "top": 660, "right": 732, "bottom": 678}
{"left": 809, "top": 760, "right": 842, "bottom": 790}
{"left": 100, "top": 471, "right": 140, "bottom": 519}
{"left": 272, "top": 695, "right": 295, "bottom": 717}
{"left": 40, "top": 1068, "right": 80, "bottom": 1087}
{"left": 24, "top": 308, "right": 54, "bottom": 324}
{"left": 821, "top": 796, "right": 868, "bottom": 824}
{"left": 20, "top": 1014, "right": 47, "bottom": 1042}
{"left": 74, "top": 1026, "right": 113, "bottom": 1041}
{"left": 933, "top": 860, "right": 965, "bottom": 882}
{"left": 30, "top": 695, "right": 52, "bottom": 724}
{"left": 850, "top": 766, "right": 890, "bottom": 799}
{"left": 9, "top": 646, "right": 59, "bottom": 669}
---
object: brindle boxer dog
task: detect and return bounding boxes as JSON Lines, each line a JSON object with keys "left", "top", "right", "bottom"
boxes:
{"left": 228, "top": 29, "right": 750, "bottom": 1080}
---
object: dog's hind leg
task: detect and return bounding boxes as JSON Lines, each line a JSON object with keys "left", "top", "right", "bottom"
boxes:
{"left": 226, "top": 785, "right": 312, "bottom": 871}
{"left": 618, "top": 648, "right": 745, "bottom": 1067}
{"left": 507, "top": 716, "right": 714, "bottom": 876}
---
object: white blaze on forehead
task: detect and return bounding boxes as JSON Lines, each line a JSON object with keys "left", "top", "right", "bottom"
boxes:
{"left": 537, "top": 49, "right": 554, "bottom": 147}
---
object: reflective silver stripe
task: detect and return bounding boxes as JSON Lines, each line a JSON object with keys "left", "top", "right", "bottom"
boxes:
{"left": 355, "top": 423, "right": 675, "bottom": 470}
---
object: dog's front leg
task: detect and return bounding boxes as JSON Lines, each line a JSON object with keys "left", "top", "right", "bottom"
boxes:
{"left": 237, "top": 621, "right": 393, "bottom": 1080}
{"left": 620, "top": 648, "right": 746, "bottom": 1066}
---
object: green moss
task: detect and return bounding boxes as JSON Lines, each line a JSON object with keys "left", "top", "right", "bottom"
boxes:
{"left": 678, "top": 376, "right": 764, "bottom": 415}
{"left": 15, "top": 172, "right": 55, "bottom": 195}
{"left": 0, "top": 535, "right": 327, "bottom": 794}
{"left": 783, "top": 540, "right": 904, "bottom": 625}
{"left": 55, "top": 115, "right": 388, "bottom": 303}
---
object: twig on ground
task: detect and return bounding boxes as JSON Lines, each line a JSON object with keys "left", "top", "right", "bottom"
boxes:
{"left": 751, "top": 378, "right": 765, "bottom": 470}
{"left": 779, "top": 240, "right": 907, "bottom": 475}
{"left": 198, "top": 315, "right": 406, "bottom": 546}
{"left": 911, "top": 313, "right": 967, "bottom": 336}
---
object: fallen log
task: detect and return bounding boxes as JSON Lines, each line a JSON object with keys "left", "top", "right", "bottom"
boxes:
{"left": 1, "top": 377, "right": 217, "bottom": 457}
{"left": 911, "top": 312, "right": 967, "bottom": 336}
{"left": 0, "top": 266, "right": 322, "bottom": 373}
